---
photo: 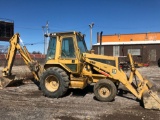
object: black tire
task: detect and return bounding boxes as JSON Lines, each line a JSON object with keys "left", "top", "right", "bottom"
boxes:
{"left": 40, "top": 67, "right": 69, "bottom": 98}
{"left": 94, "top": 79, "right": 117, "bottom": 102}
{"left": 158, "top": 58, "right": 160, "bottom": 67}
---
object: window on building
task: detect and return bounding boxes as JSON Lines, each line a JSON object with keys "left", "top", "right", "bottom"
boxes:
{"left": 128, "top": 49, "right": 140, "bottom": 55}
{"left": 113, "top": 46, "right": 120, "bottom": 56}
{"left": 148, "top": 49, "right": 156, "bottom": 61}
{"left": 98, "top": 46, "right": 104, "bottom": 55}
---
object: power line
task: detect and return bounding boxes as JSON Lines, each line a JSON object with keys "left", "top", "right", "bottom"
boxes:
{"left": 15, "top": 26, "right": 41, "bottom": 30}
{"left": 15, "top": 25, "right": 92, "bottom": 31}
{"left": 24, "top": 42, "right": 44, "bottom": 46}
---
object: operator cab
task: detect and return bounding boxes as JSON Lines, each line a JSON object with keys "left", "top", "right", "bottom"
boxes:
{"left": 46, "top": 31, "right": 87, "bottom": 60}
{"left": 45, "top": 31, "right": 88, "bottom": 73}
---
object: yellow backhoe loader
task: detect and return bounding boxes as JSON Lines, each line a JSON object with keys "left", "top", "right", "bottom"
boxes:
{"left": 0, "top": 32, "right": 160, "bottom": 110}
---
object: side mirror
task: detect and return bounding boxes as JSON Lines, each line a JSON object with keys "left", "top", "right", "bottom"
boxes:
{"left": 44, "top": 33, "right": 49, "bottom": 37}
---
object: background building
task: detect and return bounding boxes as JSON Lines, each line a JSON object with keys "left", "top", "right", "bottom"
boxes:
{"left": 93, "top": 32, "right": 160, "bottom": 65}
{"left": 0, "top": 19, "right": 14, "bottom": 54}
{"left": 0, "top": 18, "right": 14, "bottom": 41}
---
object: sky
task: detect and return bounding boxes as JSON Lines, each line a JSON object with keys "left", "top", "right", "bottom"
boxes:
{"left": 0, "top": 0, "right": 160, "bottom": 53}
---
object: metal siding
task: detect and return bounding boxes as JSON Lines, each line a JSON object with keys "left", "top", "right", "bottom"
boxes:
{"left": 104, "top": 45, "right": 113, "bottom": 56}
{"left": 92, "top": 46, "right": 98, "bottom": 54}
{"left": 120, "top": 45, "right": 144, "bottom": 63}
{"left": 93, "top": 44, "right": 160, "bottom": 65}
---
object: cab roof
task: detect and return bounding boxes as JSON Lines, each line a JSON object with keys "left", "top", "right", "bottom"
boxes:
{"left": 45, "top": 31, "right": 84, "bottom": 37}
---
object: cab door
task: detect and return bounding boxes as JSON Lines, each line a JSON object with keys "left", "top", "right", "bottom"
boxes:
{"left": 58, "top": 36, "right": 80, "bottom": 73}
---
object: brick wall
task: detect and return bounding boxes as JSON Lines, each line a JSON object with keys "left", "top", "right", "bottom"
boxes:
{"left": 0, "top": 54, "right": 46, "bottom": 66}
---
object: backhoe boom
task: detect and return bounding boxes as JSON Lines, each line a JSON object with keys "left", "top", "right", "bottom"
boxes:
{"left": 0, "top": 33, "right": 42, "bottom": 88}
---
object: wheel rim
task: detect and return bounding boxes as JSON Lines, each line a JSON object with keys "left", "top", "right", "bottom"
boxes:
{"left": 98, "top": 86, "right": 111, "bottom": 98}
{"left": 45, "top": 75, "right": 59, "bottom": 92}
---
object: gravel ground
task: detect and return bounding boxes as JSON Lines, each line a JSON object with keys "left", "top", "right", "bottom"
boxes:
{"left": 0, "top": 66, "right": 160, "bottom": 120}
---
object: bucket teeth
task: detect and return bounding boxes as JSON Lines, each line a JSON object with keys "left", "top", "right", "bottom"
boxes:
{"left": 143, "top": 90, "right": 160, "bottom": 110}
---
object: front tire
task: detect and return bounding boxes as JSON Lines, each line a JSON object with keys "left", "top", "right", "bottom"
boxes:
{"left": 94, "top": 79, "right": 117, "bottom": 102}
{"left": 40, "top": 67, "right": 69, "bottom": 98}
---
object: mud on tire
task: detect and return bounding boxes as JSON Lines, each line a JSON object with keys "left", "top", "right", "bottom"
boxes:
{"left": 94, "top": 79, "right": 117, "bottom": 102}
{"left": 40, "top": 67, "right": 69, "bottom": 98}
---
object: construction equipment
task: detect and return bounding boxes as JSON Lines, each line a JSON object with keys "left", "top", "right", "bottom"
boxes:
{"left": 0, "top": 32, "right": 160, "bottom": 110}
{"left": 0, "top": 33, "right": 42, "bottom": 88}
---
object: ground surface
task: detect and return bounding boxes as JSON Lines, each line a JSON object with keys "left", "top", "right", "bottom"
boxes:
{"left": 0, "top": 66, "right": 160, "bottom": 120}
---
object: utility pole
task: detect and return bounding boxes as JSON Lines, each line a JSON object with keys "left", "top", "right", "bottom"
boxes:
{"left": 42, "top": 26, "right": 45, "bottom": 55}
{"left": 42, "top": 21, "right": 49, "bottom": 55}
{"left": 45, "top": 21, "right": 49, "bottom": 54}
{"left": 46, "top": 21, "right": 49, "bottom": 34}
{"left": 89, "top": 22, "right": 94, "bottom": 50}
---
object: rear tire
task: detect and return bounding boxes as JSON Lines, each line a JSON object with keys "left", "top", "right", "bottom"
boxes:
{"left": 94, "top": 79, "right": 117, "bottom": 102}
{"left": 40, "top": 67, "right": 69, "bottom": 98}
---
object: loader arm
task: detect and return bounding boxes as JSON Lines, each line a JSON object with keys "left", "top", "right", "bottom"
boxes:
{"left": 82, "top": 53, "right": 160, "bottom": 110}
{"left": 82, "top": 53, "right": 142, "bottom": 99}
{"left": 1, "top": 33, "right": 42, "bottom": 88}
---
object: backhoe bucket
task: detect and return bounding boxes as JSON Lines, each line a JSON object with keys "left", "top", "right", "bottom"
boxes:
{"left": 0, "top": 67, "right": 34, "bottom": 89}
{"left": 0, "top": 76, "right": 15, "bottom": 89}
{"left": 0, "top": 72, "right": 33, "bottom": 89}
{"left": 142, "top": 87, "right": 160, "bottom": 110}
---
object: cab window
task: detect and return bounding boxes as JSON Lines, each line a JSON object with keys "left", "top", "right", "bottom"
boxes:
{"left": 46, "top": 37, "right": 56, "bottom": 60}
{"left": 61, "top": 37, "right": 75, "bottom": 58}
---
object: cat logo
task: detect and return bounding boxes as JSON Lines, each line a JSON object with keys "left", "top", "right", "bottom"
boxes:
{"left": 112, "top": 69, "right": 117, "bottom": 74}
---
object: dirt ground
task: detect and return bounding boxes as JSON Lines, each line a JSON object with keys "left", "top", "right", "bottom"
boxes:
{"left": 0, "top": 66, "right": 160, "bottom": 120}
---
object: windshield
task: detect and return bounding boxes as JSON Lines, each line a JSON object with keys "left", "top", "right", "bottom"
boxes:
{"left": 77, "top": 35, "right": 87, "bottom": 53}
{"left": 46, "top": 37, "right": 56, "bottom": 60}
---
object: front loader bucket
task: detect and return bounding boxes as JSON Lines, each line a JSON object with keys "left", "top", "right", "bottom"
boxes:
{"left": 142, "top": 88, "right": 160, "bottom": 110}
{"left": 123, "top": 54, "right": 160, "bottom": 110}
